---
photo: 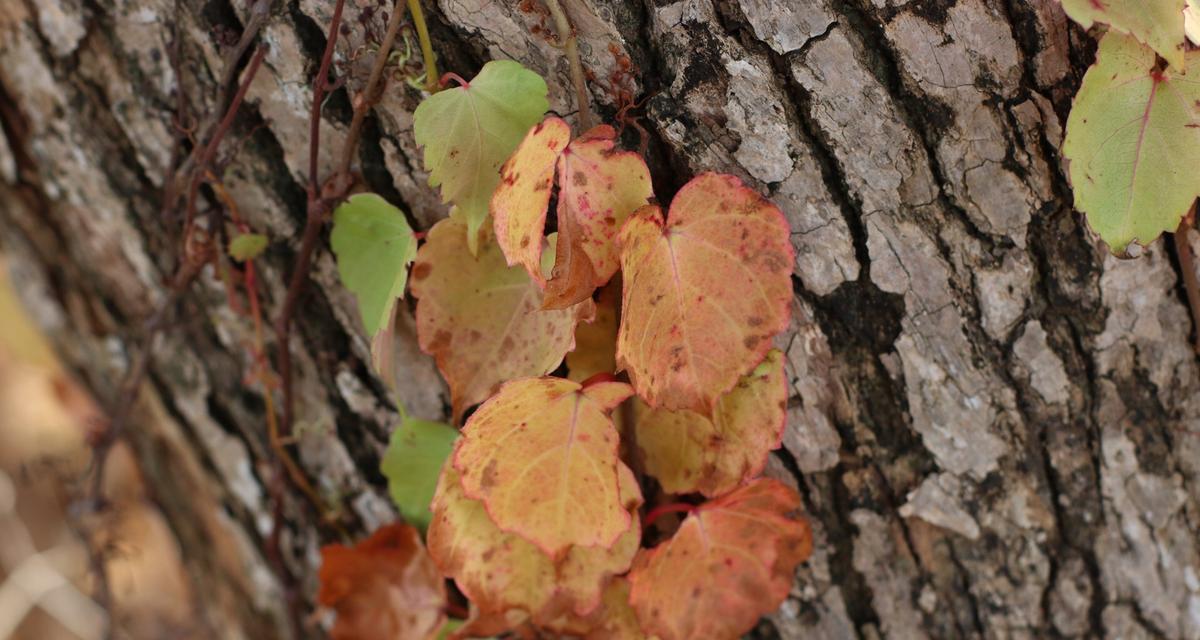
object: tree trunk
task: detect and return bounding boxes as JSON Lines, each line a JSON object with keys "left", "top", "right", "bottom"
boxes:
{"left": 2, "top": 0, "right": 1199, "bottom": 638}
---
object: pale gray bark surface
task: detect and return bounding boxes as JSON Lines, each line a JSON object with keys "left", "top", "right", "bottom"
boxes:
{"left": 1, "top": 0, "right": 1199, "bottom": 638}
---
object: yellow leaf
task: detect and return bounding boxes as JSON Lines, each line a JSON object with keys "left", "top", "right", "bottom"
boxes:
{"left": 635, "top": 349, "right": 786, "bottom": 497}
{"left": 451, "top": 377, "right": 637, "bottom": 557}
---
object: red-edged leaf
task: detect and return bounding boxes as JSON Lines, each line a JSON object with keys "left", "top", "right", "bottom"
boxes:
{"left": 428, "top": 465, "right": 642, "bottom": 630}
{"left": 635, "top": 349, "right": 786, "bottom": 497}
{"left": 544, "top": 125, "right": 653, "bottom": 308}
{"left": 617, "top": 173, "right": 793, "bottom": 415}
{"left": 451, "top": 377, "right": 637, "bottom": 557}
{"left": 492, "top": 117, "right": 572, "bottom": 283}
{"left": 410, "top": 218, "right": 594, "bottom": 422}
{"left": 628, "top": 479, "right": 813, "bottom": 640}
{"left": 317, "top": 523, "right": 446, "bottom": 640}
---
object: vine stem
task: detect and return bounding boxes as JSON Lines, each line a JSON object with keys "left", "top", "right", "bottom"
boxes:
{"left": 408, "top": 0, "right": 440, "bottom": 93}
{"left": 543, "top": 0, "right": 593, "bottom": 130}
{"left": 338, "top": 0, "right": 408, "bottom": 177}
{"left": 643, "top": 502, "right": 696, "bottom": 530}
{"left": 1174, "top": 210, "right": 1200, "bottom": 354}
{"left": 276, "top": 0, "right": 406, "bottom": 463}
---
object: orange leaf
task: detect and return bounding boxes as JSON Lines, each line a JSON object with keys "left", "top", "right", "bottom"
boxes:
{"left": 492, "top": 117, "right": 572, "bottom": 284}
{"left": 566, "top": 279, "right": 620, "bottom": 382}
{"left": 492, "top": 120, "right": 653, "bottom": 306}
{"left": 635, "top": 349, "right": 786, "bottom": 497}
{"left": 428, "top": 465, "right": 642, "bottom": 630}
{"left": 317, "top": 523, "right": 447, "bottom": 640}
{"left": 616, "top": 173, "right": 793, "bottom": 415}
{"left": 628, "top": 479, "right": 813, "bottom": 640}
{"left": 410, "top": 218, "right": 594, "bottom": 422}
{"left": 451, "top": 377, "right": 637, "bottom": 557}
{"left": 540, "top": 577, "right": 652, "bottom": 640}
{"left": 545, "top": 125, "right": 653, "bottom": 307}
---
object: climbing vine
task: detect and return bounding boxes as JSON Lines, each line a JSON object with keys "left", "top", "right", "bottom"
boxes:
{"left": 313, "top": 2, "right": 812, "bottom": 638}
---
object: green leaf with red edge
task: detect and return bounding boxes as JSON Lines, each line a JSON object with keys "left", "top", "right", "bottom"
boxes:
{"left": 1059, "top": 0, "right": 1187, "bottom": 68}
{"left": 409, "top": 218, "right": 594, "bottom": 423}
{"left": 413, "top": 60, "right": 549, "bottom": 253}
{"left": 492, "top": 120, "right": 653, "bottom": 308}
{"left": 1063, "top": 32, "right": 1200, "bottom": 254}
{"left": 628, "top": 479, "right": 813, "bottom": 640}
{"left": 427, "top": 464, "right": 642, "bottom": 630}
{"left": 634, "top": 348, "right": 786, "bottom": 497}
{"left": 318, "top": 523, "right": 447, "bottom": 640}
{"left": 492, "top": 116, "right": 572, "bottom": 283}
{"left": 617, "top": 173, "right": 793, "bottom": 415}
{"left": 544, "top": 125, "right": 653, "bottom": 308}
{"left": 451, "top": 376, "right": 638, "bottom": 558}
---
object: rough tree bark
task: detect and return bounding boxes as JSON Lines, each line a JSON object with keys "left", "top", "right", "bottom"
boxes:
{"left": 1, "top": 0, "right": 1199, "bottom": 638}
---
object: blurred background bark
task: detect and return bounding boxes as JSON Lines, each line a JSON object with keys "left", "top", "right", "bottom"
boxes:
{"left": 1, "top": 0, "right": 1199, "bottom": 638}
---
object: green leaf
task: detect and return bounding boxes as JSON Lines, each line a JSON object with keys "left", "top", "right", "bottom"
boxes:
{"left": 330, "top": 193, "right": 418, "bottom": 337}
{"left": 228, "top": 233, "right": 268, "bottom": 261}
{"left": 381, "top": 416, "right": 458, "bottom": 530}
{"left": 413, "top": 60, "right": 549, "bottom": 254}
{"left": 1063, "top": 32, "right": 1200, "bottom": 254}
{"left": 1059, "top": 0, "right": 1187, "bottom": 68}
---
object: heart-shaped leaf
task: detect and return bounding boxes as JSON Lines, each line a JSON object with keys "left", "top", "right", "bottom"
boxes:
{"left": 381, "top": 416, "right": 458, "bottom": 530}
{"left": 635, "top": 349, "right": 786, "bottom": 497}
{"left": 410, "top": 218, "right": 594, "bottom": 422}
{"left": 451, "top": 377, "right": 637, "bottom": 557}
{"left": 1063, "top": 32, "right": 1200, "bottom": 254}
{"left": 492, "top": 120, "right": 653, "bottom": 307}
{"left": 617, "top": 173, "right": 793, "bottom": 415}
{"left": 318, "top": 523, "right": 447, "bottom": 640}
{"left": 330, "top": 193, "right": 417, "bottom": 337}
{"left": 628, "top": 479, "right": 813, "bottom": 640}
{"left": 414, "top": 60, "right": 549, "bottom": 253}
{"left": 427, "top": 465, "right": 641, "bottom": 628}
{"left": 1059, "top": 0, "right": 1187, "bottom": 68}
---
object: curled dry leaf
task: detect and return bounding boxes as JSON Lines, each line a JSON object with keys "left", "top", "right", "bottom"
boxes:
{"left": 428, "top": 465, "right": 642, "bottom": 632}
{"left": 1058, "top": 0, "right": 1187, "bottom": 68}
{"left": 635, "top": 349, "right": 786, "bottom": 497}
{"left": 492, "top": 119, "right": 653, "bottom": 307}
{"left": 628, "top": 479, "right": 813, "bottom": 640}
{"left": 452, "top": 377, "right": 638, "bottom": 557}
{"left": 410, "top": 218, "right": 594, "bottom": 422}
{"left": 492, "top": 116, "right": 572, "bottom": 283}
{"left": 1063, "top": 32, "right": 1200, "bottom": 255}
{"left": 317, "top": 523, "right": 447, "bottom": 640}
{"left": 617, "top": 173, "right": 793, "bottom": 415}
{"left": 413, "top": 60, "right": 549, "bottom": 253}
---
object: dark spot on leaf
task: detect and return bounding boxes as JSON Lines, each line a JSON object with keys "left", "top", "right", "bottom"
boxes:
{"left": 412, "top": 262, "right": 432, "bottom": 280}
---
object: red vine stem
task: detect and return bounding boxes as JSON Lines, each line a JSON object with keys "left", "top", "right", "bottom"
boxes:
{"left": 338, "top": 0, "right": 408, "bottom": 178}
{"left": 643, "top": 502, "right": 696, "bottom": 530}
{"left": 440, "top": 71, "right": 469, "bottom": 88}
{"left": 543, "top": 0, "right": 592, "bottom": 130}
{"left": 1175, "top": 209, "right": 1200, "bottom": 354}
{"left": 276, "top": 0, "right": 408, "bottom": 462}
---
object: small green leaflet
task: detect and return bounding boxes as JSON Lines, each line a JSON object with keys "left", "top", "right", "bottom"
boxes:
{"left": 381, "top": 417, "right": 458, "bottom": 530}
{"left": 413, "top": 60, "right": 549, "bottom": 254}
{"left": 330, "top": 193, "right": 418, "bottom": 337}
{"left": 228, "top": 233, "right": 268, "bottom": 261}
{"left": 1063, "top": 32, "right": 1200, "bottom": 254}
{"left": 1059, "top": 0, "right": 1187, "bottom": 69}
